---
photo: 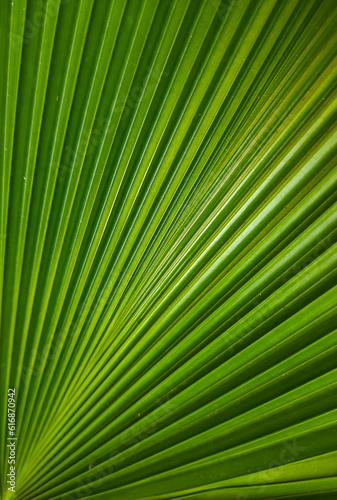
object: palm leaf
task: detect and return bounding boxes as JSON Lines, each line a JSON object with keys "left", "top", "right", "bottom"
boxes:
{"left": 1, "top": 0, "right": 337, "bottom": 498}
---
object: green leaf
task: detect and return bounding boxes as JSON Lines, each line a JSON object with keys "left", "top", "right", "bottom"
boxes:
{"left": 1, "top": 0, "right": 337, "bottom": 499}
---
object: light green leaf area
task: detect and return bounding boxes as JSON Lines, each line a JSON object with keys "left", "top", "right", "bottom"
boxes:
{"left": 1, "top": 0, "right": 337, "bottom": 499}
